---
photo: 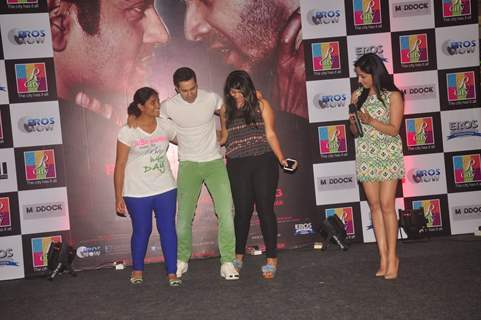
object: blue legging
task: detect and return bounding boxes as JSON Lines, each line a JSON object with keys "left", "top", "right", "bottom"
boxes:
{"left": 124, "top": 189, "right": 177, "bottom": 274}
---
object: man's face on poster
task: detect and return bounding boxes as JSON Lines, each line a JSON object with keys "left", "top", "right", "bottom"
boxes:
{"left": 54, "top": 0, "right": 169, "bottom": 99}
{"left": 183, "top": 0, "right": 283, "bottom": 72}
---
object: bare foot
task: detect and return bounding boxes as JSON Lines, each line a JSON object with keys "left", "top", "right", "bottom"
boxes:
{"left": 376, "top": 258, "right": 387, "bottom": 277}
{"left": 384, "top": 257, "right": 399, "bottom": 280}
{"left": 375, "top": 269, "right": 386, "bottom": 277}
{"left": 131, "top": 270, "right": 143, "bottom": 279}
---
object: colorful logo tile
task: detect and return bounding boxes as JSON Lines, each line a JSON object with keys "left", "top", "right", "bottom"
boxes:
{"left": 447, "top": 71, "right": 476, "bottom": 102}
{"left": 353, "top": 0, "right": 382, "bottom": 26}
{"left": 15, "top": 63, "right": 48, "bottom": 94}
{"left": 0, "top": 197, "right": 11, "bottom": 228}
{"left": 312, "top": 42, "right": 341, "bottom": 71}
{"left": 406, "top": 117, "right": 434, "bottom": 147}
{"left": 318, "top": 125, "right": 347, "bottom": 155}
{"left": 453, "top": 154, "right": 481, "bottom": 184}
{"left": 24, "top": 149, "right": 56, "bottom": 181}
{"left": 31, "top": 235, "right": 62, "bottom": 268}
{"left": 400, "top": 34, "right": 428, "bottom": 64}
{"left": 325, "top": 207, "right": 355, "bottom": 235}
{"left": 442, "top": 0, "right": 471, "bottom": 17}
{"left": 412, "top": 199, "right": 442, "bottom": 228}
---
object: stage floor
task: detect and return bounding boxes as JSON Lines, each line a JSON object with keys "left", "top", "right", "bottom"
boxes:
{"left": 2, "top": 235, "right": 480, "bottom": 320}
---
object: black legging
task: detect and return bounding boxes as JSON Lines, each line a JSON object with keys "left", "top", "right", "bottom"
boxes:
{"left": 226, "top": 152, "right": 279, "bottom": 258}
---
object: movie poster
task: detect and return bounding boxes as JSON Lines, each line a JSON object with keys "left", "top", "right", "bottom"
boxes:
{"left": 51, "top": 0, "right": 314, "bottom": 269}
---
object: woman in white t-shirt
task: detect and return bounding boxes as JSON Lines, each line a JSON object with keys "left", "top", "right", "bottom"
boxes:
{"left": 114, "top": 87, "right": 180, "bottom": 286}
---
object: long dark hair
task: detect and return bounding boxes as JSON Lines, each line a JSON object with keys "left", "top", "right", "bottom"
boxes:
{"left": 223, "top": 70, "right": 259, "bottom": 127}
{"left": 354, "top": 53, "right": 403, "bottom": 109}
{"left": 127, "top": 87, "right": 158, "bottom": 117}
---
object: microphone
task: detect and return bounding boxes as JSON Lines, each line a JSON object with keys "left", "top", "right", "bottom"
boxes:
{"left": 348, "top": 103, "right": 364, "bottom": 138}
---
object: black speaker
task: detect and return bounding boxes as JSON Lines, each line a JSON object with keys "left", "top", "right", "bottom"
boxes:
{"left": 398, "top": 208, "right": 429, "bottom": 240}
{"left": 47, "top": 241, "right": 76, "bottom": 280}
{"left": 319, "top": 214, "right": 349, "bottom": 251}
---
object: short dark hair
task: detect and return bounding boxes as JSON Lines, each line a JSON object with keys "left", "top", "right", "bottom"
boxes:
{"left": 173, "top": 67, "right": 197, "bottom": 87}
{"left": 127, "top": 87, "right": 158, "bottom": 117}
{"left": 66, "top": 0, "right": 100, "bottom": 35}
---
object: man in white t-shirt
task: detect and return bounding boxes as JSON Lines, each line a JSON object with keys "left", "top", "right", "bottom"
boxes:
{"left": 160, "top": 67, "right": 239, "bottom": 280}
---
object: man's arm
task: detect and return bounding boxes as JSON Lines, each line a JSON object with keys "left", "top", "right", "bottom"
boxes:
{"left": 218, "top": 105, "right": 228, "bottom": 146}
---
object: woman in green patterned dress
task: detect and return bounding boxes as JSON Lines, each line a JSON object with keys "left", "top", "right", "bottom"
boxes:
{"left": 349, "top": 53, "right": 405, "bottom": 280}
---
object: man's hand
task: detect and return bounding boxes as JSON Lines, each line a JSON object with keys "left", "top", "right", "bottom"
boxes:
{"left": 275, "top": 8, "right": 308, "bottom": 119}
{"left": 126, "top": 114, "right": 139, "bottom": 128}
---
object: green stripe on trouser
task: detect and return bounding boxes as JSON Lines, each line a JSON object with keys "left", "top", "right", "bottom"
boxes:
{"left": 176, "top": 159, "right": 235, "bottom": 264}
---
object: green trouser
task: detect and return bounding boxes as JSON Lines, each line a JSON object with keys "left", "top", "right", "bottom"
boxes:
{"left": 176, "top": 159, "right": 235, "bottom": 264}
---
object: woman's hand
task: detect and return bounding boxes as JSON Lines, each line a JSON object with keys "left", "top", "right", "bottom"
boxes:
{"left": 116, "top": 197, "right": 127, "bottom": 216}
{"left": 348, "top": 114, "right": 359, "bottom": 137}
{"left": 280, "top": 158, "right": 298, "bottom": 170}
{"left": 348, "top": 113, "right": 357, "bottom": 125}
{"left": 358, "top": 109, "right": 373, "bottom": 125}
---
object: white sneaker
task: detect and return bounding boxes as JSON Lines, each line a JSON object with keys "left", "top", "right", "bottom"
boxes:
{"left": 220, "top": 262, "right": 240, "bottom": 280}
{"left": 176, "top": 260, "right": 188, "bottom": 278}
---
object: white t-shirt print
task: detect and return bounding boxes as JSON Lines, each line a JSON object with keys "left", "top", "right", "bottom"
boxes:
{"left": 117, "top": 117, "right": 177, "bottom": 197}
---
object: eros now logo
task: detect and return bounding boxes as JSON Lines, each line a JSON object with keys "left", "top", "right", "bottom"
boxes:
{"left": 18, "top": 117, "right": 55, "bottom": 133}
{"left": 313, "top": 93, "right": 347, "bottom": 109}
{"left": 308, "top": 9, "right": 341, "bottom": 25}
{"left": 355, "top": 45, "right": 384, "bottom": 60}
{"left": 0, "top": 247, "right": 19, "bottom": 267}
{"left": 294, "top": 223, "right": 314, "bottom": 235}
{"left": 448, "top": 120, "right": 481, "bottom": 140}
{"left": 8, "top": 29, "right": 47, "bottom": 45}
{"left": 317, "top": 175, "right": 356, "bottom": 191}
{"left": 0, "top": 248, "right": 14, "bottom": 259}
{"left": 76, "top": 246, "right": 102, "bottom": 258}
{"left": 407, "top": 168, "right": 441, "bottom": 183}
{"left": 442, "top": 40, "right": 477, "bottom": 56}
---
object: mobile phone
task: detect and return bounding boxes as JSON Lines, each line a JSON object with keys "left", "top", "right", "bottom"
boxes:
{"left": 283, "top": 158, "right": 297, "bottom": 172}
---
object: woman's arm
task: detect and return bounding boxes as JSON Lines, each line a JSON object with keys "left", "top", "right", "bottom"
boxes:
{"left": 114, "top": 141, "right": 130, "bottom": 216}
{"left": 218, "top": 105, "right": 229, "bottom": 146}
{"left": 358, "top": 91, "right": 404, "bottom": 137}
{"left": 260, "top": 99, "right": 288, "bottom": 167}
